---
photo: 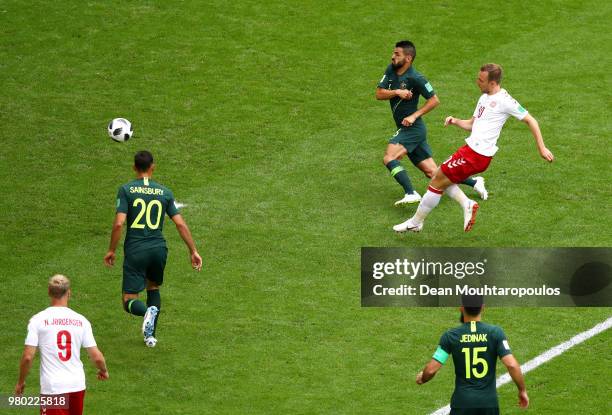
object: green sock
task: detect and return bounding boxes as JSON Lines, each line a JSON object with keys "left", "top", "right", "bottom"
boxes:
{"left": 462, "top": 177, "right": 476, "bottom": 187}
{"left": 147, "top": 290, "right": 161, "bottom": 336}
{"left": 386, "top": 160, "right": 414, "bottom": 194}
{"left": 124, "top": 299, "right": 147, "bottom": 316}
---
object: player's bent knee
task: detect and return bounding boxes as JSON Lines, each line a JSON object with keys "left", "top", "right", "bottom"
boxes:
{"left": 122, "top": 293, "right": 138, "bottom": 311}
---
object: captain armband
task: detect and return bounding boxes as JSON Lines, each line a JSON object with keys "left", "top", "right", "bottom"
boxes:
{"left": 432, "top": 346, "right": 450, "bottom": 364}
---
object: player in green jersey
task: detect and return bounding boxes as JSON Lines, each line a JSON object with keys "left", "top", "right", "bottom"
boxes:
{"left": 416, "top": 295, "right": 528, "bottom": 414}
{"left": 376, "top": 41, "right": 487, "bottom": 206}
{"left": 104, "top": 151, "right": 202, "bottom": 347}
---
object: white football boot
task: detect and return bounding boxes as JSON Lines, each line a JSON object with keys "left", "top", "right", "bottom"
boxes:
{"left": 473, "top": 177, "right": 488, "bottom": 200}
{"left": 142, "top": 306, "right": 159, "bottom": 340}
{"left": 144, "top": 336, "right": 158, "bottom": 348}
{"left": 463, "top": 200, "right": 479, "bottom": 232}
{"left": 393, "top": 217, "right": 423, "bottom": 233}
{"left": 394, "top": 191, "right": 422, "bottom": 206}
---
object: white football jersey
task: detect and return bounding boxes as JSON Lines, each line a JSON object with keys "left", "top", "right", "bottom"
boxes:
{"left": 465, "top": 88, "right": 528, "bottom": 156}
{"left": 24, "top": 306, "right": 96, "bottom": 394}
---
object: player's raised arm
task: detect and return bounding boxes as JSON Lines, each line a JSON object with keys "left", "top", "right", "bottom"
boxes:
{"left": 104, "top": 212, "right": 127, "bottom": 267}
{"left": 444, "top": 116, "right": 475, "bottom": 131}
{"left": 171, "top": 214, "right": 203, "bottom": 271}
{"left": 501, "top": 354, "right": 529, "bottom": 408}
{"left": 521, "top": 114, "right": 554, "bottom": 162}
{"left": 15, "top": 346, "right": 37, "bottom": 395}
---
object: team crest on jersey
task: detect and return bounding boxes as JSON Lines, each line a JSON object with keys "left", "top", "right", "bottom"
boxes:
{"left": 400, "top": 81, "right": 407, "bottom": 89}
{"left": 490, "top": 101, "right": 497, "bottom": 108}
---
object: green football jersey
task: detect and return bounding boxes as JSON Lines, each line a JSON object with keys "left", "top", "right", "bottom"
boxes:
{"left": 433, "top": 321, "right": 512, "bottom": 408}
{"left": 377, "top": 65, "right": 436, "bottom": 128}
{"left": 116, "top": 177, "right": 180, "bottom": 253}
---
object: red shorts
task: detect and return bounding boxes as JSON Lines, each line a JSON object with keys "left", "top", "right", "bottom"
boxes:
{"left": 441, "top": 145, "right": 492, "bottom": 183}
{"left": 40, "top": 390, "right": 85, "bottom": 415}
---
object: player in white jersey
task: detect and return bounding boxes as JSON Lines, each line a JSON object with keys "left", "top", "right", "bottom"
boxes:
{"left": 393, "top": 63, "right": 554, "bottom": 233}
{"left": 15, "top": 275, "right": 108, "bottom": 415}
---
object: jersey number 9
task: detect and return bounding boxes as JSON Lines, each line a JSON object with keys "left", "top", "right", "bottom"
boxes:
{"left": 57, "top": 330, "right": 72, "bottom": 362}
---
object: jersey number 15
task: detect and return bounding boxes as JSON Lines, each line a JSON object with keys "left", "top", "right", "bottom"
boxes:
{"left": 461, "top": 347, "right": 489, "bottom": 379}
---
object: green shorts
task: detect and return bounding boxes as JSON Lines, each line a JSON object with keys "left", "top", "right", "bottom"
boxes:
{"left": 388, "top": 126, "right": 433, "bottom": 165}
{"left": 122, "top": 247, "right": 168, "bottom": 294}
{"left": 450, "top": 407, "right": 499, "bottom": 415}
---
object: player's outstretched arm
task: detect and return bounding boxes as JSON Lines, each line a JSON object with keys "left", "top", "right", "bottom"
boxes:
{"left": 501, "top": 354, "right": 529, "bottom": 409}
{"left": 444, "top": 116, "right": 474, "bottom": 131}
{"left": 416, "top": 358, "right": 442, "bottom": 385}
{"left": 376, "top": 87, "right": 412, "bottom": 101}
{"left": 15, "top": 346, "right": 37, "bottom": 395}
{"left": 171, "top": 214, "right": 203, "bottom": 271}
{"left": 522, "top": 114, "right": 554, "bottom": 162}
{"left": 104, "top": 213, "right": 127, "bottom": 267}
{"left": 86, "top": 347, "right": 109, "bottom": 380}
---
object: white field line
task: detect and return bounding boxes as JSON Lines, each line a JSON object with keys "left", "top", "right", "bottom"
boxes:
{"left": 429, "top": 316, "right": 612, "bottom": 415}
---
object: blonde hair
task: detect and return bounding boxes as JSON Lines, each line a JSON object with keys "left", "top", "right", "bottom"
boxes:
{"left": 480, "top": 63, "right": 503, "bottom": 84}
{"left": 49, "top": 274, "right": 71, "bottom": 299}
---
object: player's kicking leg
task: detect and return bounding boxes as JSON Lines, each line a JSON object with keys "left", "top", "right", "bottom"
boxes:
{"left": 383, "top": 143, "right": 421, "bottom": 206}
{"left": 393, "top": 168, "right": 478, "bottom": 233}
{"left": 394, "top": 145, "right": 489, "bottom": 233}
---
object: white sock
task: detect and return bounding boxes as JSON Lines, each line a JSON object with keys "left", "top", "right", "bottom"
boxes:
{"left": 445, "top": 184, "right": 469, "bottom": 209}
{"left": 413, "top": 187, "right": 443, "bottom": 224}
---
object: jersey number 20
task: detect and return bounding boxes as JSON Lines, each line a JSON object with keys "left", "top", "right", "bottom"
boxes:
{"left": 131, "top": 198, "right": 162, "bottom": 230}
{"left": 461, "top": 347, "right": 489, "bottom": 379}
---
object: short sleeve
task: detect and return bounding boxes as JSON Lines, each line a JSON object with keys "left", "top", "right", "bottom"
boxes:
{"left": 413, "top": 75, "right": 435, "bottom": 99}
{"left": 496, "top": 327, "right": 512, "bottom": 358}
{"left": 502, "top": 94, "right": 528, "bottom": 120}
{"left": 24, "top": 318, "right": 39, "bottom": 346}
{"left": 439, "top": 331, "right": 452, "bottom": 353}
{"left": 166, "top": 190, "right": 180, "bottom": 217}
{"left": 82, "top": 321, "right": 97, "bottom": 348}
{"left": 377, "top": 66, "right": 393, "bottom": 89}
{"left": 116, "top": 186, "right": 128, "bottom": 214}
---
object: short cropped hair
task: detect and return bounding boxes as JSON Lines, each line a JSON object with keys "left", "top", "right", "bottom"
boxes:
{"left": 49, "top": 274, "right": 71, "bottom": 299}
{"left": 462, "top": 294, "right": 484, "bottom": 316}
{"left": 480, "top": 63, "right": 503, "bottom": 84}
{"left": 134, "top": 151, "right": 154, "bottom": 172}
{"left": 395, "top": 40, "right": 416, "bottom": 60}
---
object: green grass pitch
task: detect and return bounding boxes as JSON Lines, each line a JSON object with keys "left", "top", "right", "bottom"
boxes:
{"left": 1, "top": 1, "right": 610, "bottom": 414}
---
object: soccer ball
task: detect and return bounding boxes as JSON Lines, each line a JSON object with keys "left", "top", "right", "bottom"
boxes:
{"left": 107, "top": 118, "right": 133, "bottom": 142}
{"left": 145, "top": 337, "right": 157, "bottom": 348}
